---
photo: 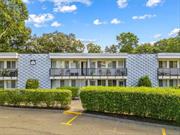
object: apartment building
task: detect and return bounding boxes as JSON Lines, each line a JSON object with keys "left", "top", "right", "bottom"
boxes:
{"left": 0, "top": 53, "right": 180, "bottom": 89}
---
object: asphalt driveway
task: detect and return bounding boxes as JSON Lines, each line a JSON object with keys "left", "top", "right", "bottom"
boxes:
{"left": 0, "top": 106, "right": 179, "bottom": 135}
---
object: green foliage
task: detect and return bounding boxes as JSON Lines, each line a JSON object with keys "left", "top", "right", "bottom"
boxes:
{"left": 87, "top": 43, "right": 102, "bottom": 53}
{"left": 26, "top": 79, "right": 39, "bottom": 89}
{"left": 57, "top": 86, "right": 79, "bottom": 98}
{"left": 0, "top": 0, "right": 31, "bottom": 52}
{"left": 117, "top": 32, "right": 139, "bottom": 53}
{"left": 137, "top": 76, "right": 152, "bottom": 87}
{"left": 105, "top": 44, "right": 118, "bottom": 53}
{"left": 80, "top": 86, "right": 180, "bottom": 124}
{"left": 0, "top": 89, "right": 72, "bottom": 109}
{"left": 26, "top": 32, "right": 85, "bottom": 53}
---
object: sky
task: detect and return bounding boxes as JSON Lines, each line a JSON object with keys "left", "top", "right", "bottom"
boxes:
{"left": 24, "top": 0, "right": 180, "bottom": 48}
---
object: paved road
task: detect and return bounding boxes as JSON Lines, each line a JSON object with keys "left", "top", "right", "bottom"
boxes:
{"left": 0, "top": 106, "right": 179, "bottom": 135}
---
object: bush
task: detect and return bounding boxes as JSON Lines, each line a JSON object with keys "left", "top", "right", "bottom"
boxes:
{"left": 0, "top": 89, "right": 72, "bottom": 109}
{"left": 57, "top": 87, "right": 79, "bottom": 99}
{"left": 80, "top": 86, "right": 180, "bottom": 124}
{"left": 26, "top": 79, "right": 39, "bottom": 89}
{"left": 137, "top": 75, "right": 152, "bottom": 87}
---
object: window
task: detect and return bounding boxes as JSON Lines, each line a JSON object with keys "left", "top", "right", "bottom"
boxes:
{"left": 118, "top": 60, "right": 124, "bottom": 68}
{"left": 159, "top": 80, "right": 163, "bottom": 87}
{"left": 51, "top": 61, "right": 56, "bottom": 68}
{"left": 90, "top": 80, "right": 96, "bottom": 86}
{"left": 71, "top": 80, "right": 76, "bottom": 87}
{"left": 108, "top": 61, "right": 116, "bottom": 68}
{"left": 169, "top": 80, "right": 177, "bottom": 87}
{"left": 60, "top": 80, "right": 65, "bottom": 87}
{"left": 97, "top": 80, "right": 106, "bottom": 86}
{"left": 108, "top": 80, "right": 116, "bottom": 86}
{"left": 71, "top": 61, "right": 79, "bottom": 68}
{"left": 0, "top": 61, "right": 4, "bottom": 69}
{"left": 6, "top": 80, "right": 16, "bottom": 88}
{"left": 65, "top": 61, "right": 69, "bottom": 68}
{"left": 7, "top": 61, "right": 16, "bottom": 69}
{"left": 98, "top": 61, "right": 106, "bottom": 68}
{"left": 169, "top": 61, "right": 177, "bottom": 68}
{"left": 118, "top": 80, "right": 126, "bottom": 86}
{"left": 0, "top": 81, "right": 4, "bottom": 88}
{"left": 90, "top": 61, "right": 96, "bottom": 68}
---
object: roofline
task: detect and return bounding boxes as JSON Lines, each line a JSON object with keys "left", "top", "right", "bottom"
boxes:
{"left": 0, "top": 53, "right": 18, "bottom": 59}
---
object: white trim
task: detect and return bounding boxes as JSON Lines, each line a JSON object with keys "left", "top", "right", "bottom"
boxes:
{"left": 0, "top": 53, "right": 18, "bottom": 59}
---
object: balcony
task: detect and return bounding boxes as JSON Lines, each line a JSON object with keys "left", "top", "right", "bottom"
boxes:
{"left": 158, "top": 68, "right": 180, "bottom": 76}
{"left": 50, "top": 68, "right": 127, "bottom": 77}
{"left": 0, "top": 69, "right": 18, "bottom": 77}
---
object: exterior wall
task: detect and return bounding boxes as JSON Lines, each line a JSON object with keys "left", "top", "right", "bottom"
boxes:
{"left": 18, "top": 54, "right": 51, "bottom": 89}
{"left": 127, "top": 54, "right": 158, "bottom": 87}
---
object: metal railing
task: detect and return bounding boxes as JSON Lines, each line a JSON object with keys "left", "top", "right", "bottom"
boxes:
{"left": 50, "top": 68, "right": 127, "bottom": 76}
{"left": 158, "top": 68, "right": 180, "bottom": 76}
{"left": 0, "top": 69, "right": 18, "bottom": 77}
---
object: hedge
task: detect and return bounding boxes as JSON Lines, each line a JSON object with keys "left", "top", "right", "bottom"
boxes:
{"left": 0, "top": 89, "right": 72, "bottom": 109}
{"left": 80, "top": 86, "right": 180, "bottom": 124}
{"left": 26, "top": 79, "right": 39, "bottom": 89}
{"left": 57, "top": 87, "right": 79, "bottom": 98}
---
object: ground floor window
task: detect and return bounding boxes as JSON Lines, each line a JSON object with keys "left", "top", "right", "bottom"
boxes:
{"left": 118, "top": 80, "right": 126, "bottom": 86}
{"left": 0, "top": 81, "right": 4, "bottom": 88}
{"left": 89, "top": 80, "right": 96, "bottom": 86}
{"left": 5, "top": 80, "right": 16, "bottom": 88}
{"left": 108, "top": 80, "right": 116, "bottom": 86}
{"left": 60, "top": 80, "right": 65, "bottom": 87}
{"left": 97, "top": 80, "right": 106, "bottom": 86}
{"left": 159, "top": 79, "right": 179, "bottom": 87}
{"left": 71, "top": 80, "right": 76, "bottom": 87}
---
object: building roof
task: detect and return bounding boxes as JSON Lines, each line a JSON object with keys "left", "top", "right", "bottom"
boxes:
{"left": 49, "top": 53, "right": 128, "bottom": 59}
{"left": 158, "top": 53, "right": 180, "bottom": 59}
{"left": 0, "top": 53, "right": 18, "bottom": 59}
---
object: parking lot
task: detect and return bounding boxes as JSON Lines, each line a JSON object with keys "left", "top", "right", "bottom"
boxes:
{"left": 0, "top": 106, "right": 179, "bottom": 135}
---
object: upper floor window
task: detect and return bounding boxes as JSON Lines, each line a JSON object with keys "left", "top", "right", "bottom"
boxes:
{"left": 7, "top": 61, "right": 16, "bottom": 69}
{"left": 98, "top": 61, "right": 106, "bottom": 68}
{"left": 108, "top": 61, "right": 116, "bottom": 68}
{"left": 71, "top": 61, "right": 79, "bottom": 68}
{"left": 51, "top": 61, "right": 56, "bottom": 68}
{"left": 159, "top": 61, "right": 167, "bottom": 68}
{"left": 0, "top": 61, "right": 4, "bottom": 69}
{"left": 90, "top": 61, "right": 96, "bottom": 68}
{"left": 118, "top": 60, "right": 125, "bottom": 68}
{"left": 169, "top": 61, "right": 177, "bottom": 68}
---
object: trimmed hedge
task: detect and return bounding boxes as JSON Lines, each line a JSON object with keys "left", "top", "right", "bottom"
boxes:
{"left": 57, "top": 87, "right": 79, "bottom": 98}
{"left": 0, "top": 89, "right": 72, "bottom": 109}
{"left": 26, "top": 79, "right": 39, "bottom": 89}
{"left": 80, "top": 86, "right": 180, "bottom": 124}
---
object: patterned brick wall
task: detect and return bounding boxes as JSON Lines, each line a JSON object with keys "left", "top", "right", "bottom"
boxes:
{"left": 18, "top": 54, "right": 51, "bottom": 88}
{"left": 127, "top": 54, "right": 158, "bottom": 87}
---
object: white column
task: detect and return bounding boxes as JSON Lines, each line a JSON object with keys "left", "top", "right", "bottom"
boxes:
{"left": 69, "top": 80, "right": 71, "bottom": 87}
{"left": 95, "top": 80, "right": 97, "bottom": 86}
{"left": 87, "top": 80, "right": 90, "bottom": 86}
{"left": 167, "top": 60, "right": 169, "bottom": 68}
{"left": 4, "top": 81, "right": 6, "bottom": 89}
{"left": 116, "top": 80, "right": 119, "bottom": 86}
{"left": 106, "top": 80, "right": 108, "bottom": 86}
{"left": 4, "top": 61, "right": 7, "bottom": 68}
{"left": 177, "top": 60, "right": 180, "bottom": 68}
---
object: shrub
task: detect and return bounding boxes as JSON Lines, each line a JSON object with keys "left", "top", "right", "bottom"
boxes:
{"left": 0, "top": 89, "right": 72, "bottom": 109}
{"left": 137, "top": 75, "right": 152, "bottom": 87}
{"left": 80, "top": 86, "right": 180, "bottom": 124}
{"left": 57, "top": 87, "right": 79, "bottom": 98}
{"left": 26, "top": 79, "right": 39, "bottom": 89}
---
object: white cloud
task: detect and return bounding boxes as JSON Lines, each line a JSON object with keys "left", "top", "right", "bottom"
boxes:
{"left": 153, "top": 34, "right": 162, "bottom": 39}
{"left": 27, "top": 13, "right": 54, "bottom": 27}
{"left": 22, "top": 0, "right": 30, "bottom": 3}
{"left": 54, "top": 5, "right": 77, "bottom": 13}
{"left": 146, "top": 0, "right": 162, "bottom": 7}
{"left": 169, "top": 28, "right": 180, "bottom": 36}
{"left": 51, "top": 21, "right": 62, "bottom": 27}
{"left": 53, "top": 0, "right": 91, "bottom": 13}
{"left": 93, "top": 19, "right": 105, "bottom": 25}
{"left": 132, "top": 14, "right": 156, "bottom": 20}
{"left": 117, "top": 0, "right": 128, "bottom": 8}
{"left": 111, "top": 18, "right": 121, "bottom": 24}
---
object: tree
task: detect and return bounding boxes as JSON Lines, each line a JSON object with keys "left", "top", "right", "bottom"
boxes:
{"left": 137, "top": 76, "right": 152, "bottom": 87}
{"left": 117, "top": 32, "right": 139, "bottom": 53}
{"left": 105, "top": 44, "right": 118, "bottom": 53}
{"left": 27, "top": 32, "right": 85, "bottom": 53}
{"left": 133, "top": 43, "right": 156, "bottom": 54}
{"left": 0, "top": 0, "right": 31, "bottom": 52}
{"left": 87, "top": 43, "right": 102, "bottom": 53}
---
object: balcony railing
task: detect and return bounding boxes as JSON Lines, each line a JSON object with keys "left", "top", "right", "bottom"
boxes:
{"left": 0, "top": 69, "right": 18, "bottom": 77}
{"left": 50, "top": 68, "right": 127, "bottom": 76}
{"left": 158, "top": 68, "right": 180, "bottom": 76}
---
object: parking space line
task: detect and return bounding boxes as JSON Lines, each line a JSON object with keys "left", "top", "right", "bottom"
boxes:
{"left": 62, "top": 115, "right": 79, "bottom": 126}
{"left": 162, "top": 128, "right": 166, "bottom": 135}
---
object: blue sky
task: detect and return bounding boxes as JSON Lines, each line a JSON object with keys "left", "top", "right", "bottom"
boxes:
{"left": 24, "top": 0, "right": 180, "bottom": 48}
